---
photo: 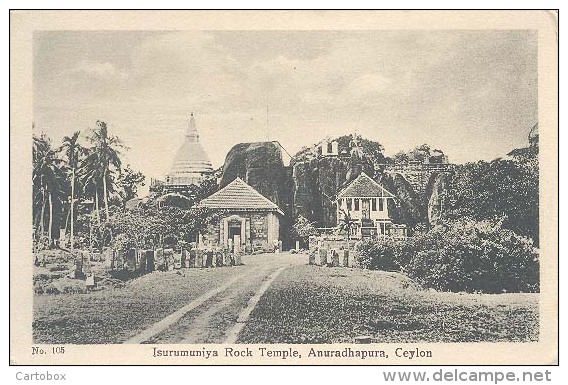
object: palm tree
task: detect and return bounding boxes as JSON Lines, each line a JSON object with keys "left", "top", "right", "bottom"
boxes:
{"left": 87, "top": 121, "right": 125, "bottom": 221}
{"left": 80, "top": 151, "right": 103, "bottom": 225}
{"left": 59, "top": 131, "right": 87, "bottom": 250}
{"left": 33, "top": 134, "right": 66, "bottom": 245}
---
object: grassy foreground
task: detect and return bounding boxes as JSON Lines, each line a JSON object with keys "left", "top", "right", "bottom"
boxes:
{"left": 33, "top": 267, "right": 245, "bottom": 344}
{"left": 237, "top": 265, "right": 539, "bottom": 343}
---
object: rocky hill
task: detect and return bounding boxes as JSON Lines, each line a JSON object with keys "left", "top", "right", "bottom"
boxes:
{"left": 218, "top": 136, "right": 448, "bottom": 238}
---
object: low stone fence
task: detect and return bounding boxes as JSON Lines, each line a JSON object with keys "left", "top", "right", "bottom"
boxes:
{"left": 74, "top": 247, "right": 243, "bottom": 278}
{"left": 307, "top": 235, "right": 360, "bottom": 268}
{"left": 308, "top": 247, "right": 354, "bottom": 268}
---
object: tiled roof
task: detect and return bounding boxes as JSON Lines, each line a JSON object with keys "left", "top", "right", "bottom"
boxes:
{"left": 337, "top": 172, "right": 396, "bottom": 198}
{"left": 198, "top": 177, "right": 284, "bottom": 215}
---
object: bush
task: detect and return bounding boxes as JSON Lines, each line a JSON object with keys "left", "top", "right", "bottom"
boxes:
{"left": 406, "top": 219, "right": 539, "bottom": 293}
{"left": 356, "top": 238, "right": 402, "bottom": 271}
{"left": 356, "top": 219, "right": 539, "bottom": 294}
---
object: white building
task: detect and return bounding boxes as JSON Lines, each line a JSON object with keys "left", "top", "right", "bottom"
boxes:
{"left": 164, "top": 113, "right": 214, "bottom": 187}
{"left": 336, "top": 172, "right": 407, "bottom": 238}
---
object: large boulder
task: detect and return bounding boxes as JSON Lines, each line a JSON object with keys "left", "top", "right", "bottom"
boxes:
{"left": 218, "top": 142, "right": 295, "bottom": 246}
{"left": 380, "top": 173, "right": 424, "bottom": 231}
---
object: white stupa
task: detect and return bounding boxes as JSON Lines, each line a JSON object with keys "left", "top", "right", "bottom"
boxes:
{"left": 165, "top": 113, "right": 213, "bottom": 187}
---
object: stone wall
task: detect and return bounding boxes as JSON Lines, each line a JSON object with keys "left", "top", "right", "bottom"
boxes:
{"left": 383, "top": 163, "right": 453, "bottom": 198}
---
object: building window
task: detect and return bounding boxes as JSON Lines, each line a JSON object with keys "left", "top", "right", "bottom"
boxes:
{"left": 379, "top": 198, "right": 384, "bottom": 211}
{"left": 371, "top": 198, "right": 377, "bottom": 211}
{"left": 354, "top": 199, "right": 360, "bottom": 211}
{"left": 347, "top": 198, "right": 352, "bottom": 211}
{"left": 337, "top": 198, "right": 343, "bottom": 208}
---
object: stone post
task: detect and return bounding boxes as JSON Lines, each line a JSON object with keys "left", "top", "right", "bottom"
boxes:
{"left": 180, "top": 248, "right": 187, "bottom": 268}
{"left": 319, "top": 248, "right": 328, "bottom": 266}
{"left": 145, "top": 250, "right": 155, "bottom": 272}
{"left": 164, "top": 249, "right": 174, "bottom": 271}
{"left": 196, "top": 250, "right": 203, "bottom": 268}
{"left": 137, "top": 249, "right": 147, "bottom": 272}
{"left": 205, "top": 250, "right": 213, "bottom": 267}
{"left": 104, "top": 248, "right": 114, "bottom": 269}
{"left": 115, "top": 250, "right": 124, "bottom": 270}
{"left": 126, "top": 248, "right": 137, "bottom": 272}
{"left": 74, "top": 253, "right": 84, "bottom": 279}
{"left": 308, "top": 249, "right": 316, "bottom": 265}
{"left": 190, "top": 249, "right": 197, "bottom": 268}
{"left": 342, "top": 249, "right": 349, "bottom": 267}
{"left": 331, "top": 248, "right": 340, "bottom": 267}
{"left": 235, "top": 252, "right": 242, "bottom": 266}
{"left": 155, "top": 248, "right": 164, "bottom": 271}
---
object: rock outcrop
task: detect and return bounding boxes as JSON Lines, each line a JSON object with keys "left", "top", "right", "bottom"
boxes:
{"left": 219, "top": 137, "right": 452, "bottom": 238}
{"left": 218, "top": 142, "right": 295, "bottom": 246}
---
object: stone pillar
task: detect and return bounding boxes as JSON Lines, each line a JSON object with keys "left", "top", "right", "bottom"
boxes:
{"left": 155, "top": 248, "right": 164, "bottom": 271}
{"left": 164, "top": 249, "right": 174, "bottom": 270}
{"left": 147, "top": 250, "right": 156, "bottom": 271}
{"left": 137, "top": 249, "right": 147, "bottom": 272}
{"left": 205, "top": 250, "right": 213, "bottom": 268}
{"left": 295, "top": 240, "right": 300, "bottom": 252}
{"left": 308, "top": 249, "right": 316, "bottom": 265}
{"left": 180, "top": 248, "right": 187, "bottom": 268}
{"left": 74, "top": 253, "right": 84, "bottom": 278}
{"left": 216, "top": 251, "right": 224, "bottom": 267}
{"left": 319, "top": 248, "right": 328, "bottom": 266}
{"left": 104, "top": 248, "right": 114, "bottom": 269}
{"left": 331, "top": 249, "right": 339, "bottom": 267}
{"left": 196, "top": 250, "right": 204, "bottom": 268}
{"left": 190, "top": 249, "right": 197, "bottom": 268}
{"left": 126, "top": 248, "right": 137, "bottom": 272}
{"left": 342, "top": 249, "right": 349, "bottom": 267}
{"left": 115, "top": 250, "right": 124, "bottom": 270}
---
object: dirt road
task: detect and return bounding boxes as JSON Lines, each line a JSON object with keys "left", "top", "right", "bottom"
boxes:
{"left": 125, "top": 252, "right": 304, "bottom": 344}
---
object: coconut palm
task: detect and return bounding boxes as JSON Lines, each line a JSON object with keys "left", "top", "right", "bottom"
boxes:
{"left": 33, "top": 134, "right": 66, "bottom": 245}
{"left": 86, "top": 121, "right": 125, "bottom": 221}
{"left": 59, "top": 131, "right": 87, "bottom": 250}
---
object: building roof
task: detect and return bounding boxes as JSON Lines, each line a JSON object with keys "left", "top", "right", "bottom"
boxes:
{"left": 337, "top": 172, "right": 396, "bottom": 199}
{"left": 198, "top": 177, "right": 284, "bottom": 215}
{"left": 168, "top": 113, "right": 213, "bottom": 178}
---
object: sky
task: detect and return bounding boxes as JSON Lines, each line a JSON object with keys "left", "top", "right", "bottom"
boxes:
{"left": 33, "top": 30, "right": 537, "bottom": 195}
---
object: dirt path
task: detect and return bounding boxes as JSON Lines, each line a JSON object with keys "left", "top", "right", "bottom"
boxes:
{"left": 127, "top": 253, "right": 304, "bottom": 344}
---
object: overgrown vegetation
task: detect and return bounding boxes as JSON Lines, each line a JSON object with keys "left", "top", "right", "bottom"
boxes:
{"left": 356, "top": 219, "right": 539, "bottom": 293}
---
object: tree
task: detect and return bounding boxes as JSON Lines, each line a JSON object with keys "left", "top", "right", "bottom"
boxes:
{"left": 116, "top": 164, "right": 145, "bottom": 208}
{"left": 86, "top": 121, "right": 126, "bottom": 221}
{"left": 292, "top": 215, "right": 318, "bottom": 246}
{"left": 59, "top": 131, "right": 87, "bottom": 250}
{"left": 33, "top": 134, "right": 66, "bottom": 245}
{"left": 337, "top": 209, "right": 357, "bottom": 244}
{"left": 443, "top": 157, "right": 539, "bottom": 245}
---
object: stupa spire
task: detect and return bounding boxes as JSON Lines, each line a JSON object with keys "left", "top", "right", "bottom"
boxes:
{"left": 186, "top": 112, "right": 199, "bottom": 142}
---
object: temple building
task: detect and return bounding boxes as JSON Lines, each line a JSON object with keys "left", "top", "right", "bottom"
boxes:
{"left": 336, "top": 172, "right": 407, "bottom": 238}
{"left": 197, "top": 177, "right": 283, "bottom": 253}
{"left": 164, "top": 113, "right": 214, "bottom": 189}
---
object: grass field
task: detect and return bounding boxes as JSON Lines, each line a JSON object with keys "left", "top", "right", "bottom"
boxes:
{"left": 33, "top": 267, "right": 245, "bottom": 344}
{"left": 237, "top": 265, "right": 539, "bottom": 343}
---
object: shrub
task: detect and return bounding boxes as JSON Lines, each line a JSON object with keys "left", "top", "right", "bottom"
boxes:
{"left": 355, "top": 219, "right": 539, "bottom": 294}
{"left": 405, "top": 219, "right": 539, "bottom": 293}
{"left": 356, "top": 238, "right": 402, "bottom": 271}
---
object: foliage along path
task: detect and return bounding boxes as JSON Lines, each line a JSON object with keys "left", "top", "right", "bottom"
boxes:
{"left": 127, "top": 253, "right": 303, "bottom": 344}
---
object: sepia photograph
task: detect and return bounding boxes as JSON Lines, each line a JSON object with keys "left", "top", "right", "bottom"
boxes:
{"left": 10, "top": 10, "right": 558, "bottom": 365}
